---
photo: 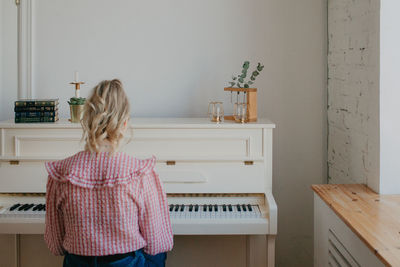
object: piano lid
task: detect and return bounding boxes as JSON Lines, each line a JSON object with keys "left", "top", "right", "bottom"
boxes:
{"left": 0, "top": 118, "right": 275, "bottom": 129}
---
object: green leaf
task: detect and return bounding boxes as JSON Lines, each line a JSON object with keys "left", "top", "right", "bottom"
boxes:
{"left": 229, "top": 82, "right": 236, "bottom": 87}
{"left": 69, "top": 97, "right": 86, "bottom": 105}
{"left": 243, "top": 61, "right": 250, "bottom": 69}
{"left": 240, "top": 73, "right": 246, "bottom": 79}
{"left": 244, "top": 84, "right": 249, "bottom": 88}
{"left": 257, "top": 63, "right": 264, "bottom": 72}
{"left": 232, "top": 76, "right": 237, "bottom": 80}
{"left": 250, "top": 76, "right": 255, "bottom": 81}
{"left": 236, "top": 82, "right": 242, "bottom": 88}
{"left": 238, "top": 78, "right": 244, "bottom": 83}
{"left": 248, "top": 81, "right": 254, "bottom": 85}
{"left": 252, "top": 71, "right": 259, "bottom": 76}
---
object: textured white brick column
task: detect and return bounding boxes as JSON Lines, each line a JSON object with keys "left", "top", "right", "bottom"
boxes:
{"left": 327, "top": 0, "right": 379, "bottom": 186}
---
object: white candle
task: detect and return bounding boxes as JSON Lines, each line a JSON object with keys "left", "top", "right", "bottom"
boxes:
{"left": 75, "top": 89, "right": 80, "bottom": 98}
{"left": 242, "top": 105, "right": 246, "bottom": 120}
{"left": 74, "top": 71, "right": 79, "bottom": 82}
{"left": 217, "top": 106, "right": 220, "bottom": 118}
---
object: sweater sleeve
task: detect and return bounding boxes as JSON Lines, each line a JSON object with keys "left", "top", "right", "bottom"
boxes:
{"left": 138, "top": 169, "right": 174, "bottom": 255}
{"left": 44, "top": 177, "right": 65, "bottom": 256}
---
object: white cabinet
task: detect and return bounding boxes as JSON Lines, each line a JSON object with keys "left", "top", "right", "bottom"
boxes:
{"left": 314, "top": 194, "right": 385, "bottom": 267}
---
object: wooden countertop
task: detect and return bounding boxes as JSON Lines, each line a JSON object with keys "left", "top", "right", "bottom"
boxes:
{"left": 312, "top": 184, "right": 400, "bottom": 267}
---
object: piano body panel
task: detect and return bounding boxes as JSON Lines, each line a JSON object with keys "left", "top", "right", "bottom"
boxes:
{"left": 264, "top": 190, "right": 277, "bottom": 235}
{"left": 0, "top": 118, "right": 277, "bottom": 267}
{"left": 1, "top": 127, "right": 264, "bottom": 160}
{"left": 1, "top": 128, "right": 84, "bottom": 158}
{"left": 172, "top": 219, "right": 269, "bottom": 235}
{"left": 0, "top": 161, "right": 267, "bottom": 194}
{"left": 0, "top": 219, "right": 269, "bottom": 235}
{"left": 0, "top": 220, "right": 44, "bottom": 234}
{"left": 0, "top": 162, "right": 47, "bottom": 193}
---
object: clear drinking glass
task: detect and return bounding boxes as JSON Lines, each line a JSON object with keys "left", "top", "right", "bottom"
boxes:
{"left": 208, "top": 102, "right": 224, "bottom": 123}
{"left": 233, "top": 102, "right": 247, "bottom": 123}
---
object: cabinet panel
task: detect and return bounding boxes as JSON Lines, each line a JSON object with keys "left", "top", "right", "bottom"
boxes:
{"left": 314, "top": 194, "right": 385, "bottom": 267}
{"left": 0, "top": 161, "right": 265, "bottom": 193}
{"left": 2, "top": 128, "right": 263, "bottom": 160}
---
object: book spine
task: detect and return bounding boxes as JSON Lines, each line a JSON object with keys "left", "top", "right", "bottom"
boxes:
{"left": 34, "top": 100, "right": 59, "bottom": 106}
{"left": 15, "top": 111, "right": 58, "bottom": 118}
{"left": 14, "top": 106, "right": 57, "bottom": 112}
{"left": 15, "top": 101, "right": 59, "bottom": 107}
{"left": 15, "top": 116, "right": 59, "bottom": 123}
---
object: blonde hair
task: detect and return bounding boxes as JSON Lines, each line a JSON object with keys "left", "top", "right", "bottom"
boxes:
{"left": 81, "top": 79, "right": 130, "bottom": 153}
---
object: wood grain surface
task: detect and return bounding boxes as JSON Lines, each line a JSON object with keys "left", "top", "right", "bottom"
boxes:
{"left": 312, "top": 184, "right": 400, "bottom": 267}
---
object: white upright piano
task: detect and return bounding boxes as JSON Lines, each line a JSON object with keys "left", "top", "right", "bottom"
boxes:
{"left": 0, "top": 118, "right": 277, "bottom": 267}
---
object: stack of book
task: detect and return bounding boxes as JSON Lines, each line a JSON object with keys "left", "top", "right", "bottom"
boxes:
{"left": 14, "top": 99, "right": 59, "bottom": 123}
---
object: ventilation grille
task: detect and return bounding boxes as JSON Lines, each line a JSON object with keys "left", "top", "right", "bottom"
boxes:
{"left": 328, "top": 229, "right": 360, "bottom": 267}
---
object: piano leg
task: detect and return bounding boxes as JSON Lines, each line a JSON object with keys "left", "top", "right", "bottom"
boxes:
{"left": 14, "top": 234, "right": 20, "bottom": 267}
{"left": 246, "top": 235, "right": 276, "bottom": 267}
{"left": 267, "top": 235, "right": 276, "bottom": 267}
{"left": 246, "top": 235, "right": 267, "bottom": 267}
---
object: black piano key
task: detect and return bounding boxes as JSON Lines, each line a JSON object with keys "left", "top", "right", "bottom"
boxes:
{"left": 18, "top": 204, "right": 28, "bottom": 211}
{"left": 236, "top": 204, "right": 241, "bottom": 212}
{"left": 222, "top": 204, "right": 227, "bottom": 212}
{"left": 194, "top": 205, "right": 199, "bottom": 212}
{"left": 36, "top": 204, "right": 43, "bottom": 211}
{"left": 214, "top": 205, "right": 218, "bottom": 212}
{"left": 242, "top": 204, "right": 247, "bottom": 212}
{"left": 174, "top": 205, "right": 179, "bottom": 212}
{"left": 32, "top": 204, "right": 41, "bottom": 211}
{"left": 203, "top": 205, "right": 207, "bottom": 212}
{"left": 228, "top": 205, "right": 233, "bottom": 212}
{"left": 24, "top": 204, "right": 35, "bottom": 211}
{"left": 208, "top": 205, "right": 212, "bottom": 212}
{"left": 9, "top": 203, "right": 21, "bottom": 211}
{"left": 44, "top": 205, "right": 46, "bottom": 211}
{"left": 180, "top": 205, "right": 184, "bottom": 212}
{"left": 248, "top": 204, "right": 253, "bottom": 211}
{"left": 40, "top": 205, "right": 46, "bottom": 211}
{"left": 169, "top": 205, "right": 174, "bottom": 212}
{"left": 189, "top": 205, "right": 193, "bottom": 212}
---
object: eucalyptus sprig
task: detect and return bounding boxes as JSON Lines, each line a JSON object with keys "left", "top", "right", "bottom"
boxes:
{"left": 68, "top": 97, "right": 86, "bottom": 105}
{"left": 228, "top": 61, "right": 264, "bottom": 88}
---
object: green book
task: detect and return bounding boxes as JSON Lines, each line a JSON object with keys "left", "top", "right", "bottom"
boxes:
{"left": 14, "top": 99, "right": 59, "bottom": 107}
{"left": 14, "top": 106, "right": 58, "bottom": 112}
{"left": 15, "top": 111, "right": 58, "bottom": 118}
{"left": 15, "top": 116, "right": 59, "bottom": 123}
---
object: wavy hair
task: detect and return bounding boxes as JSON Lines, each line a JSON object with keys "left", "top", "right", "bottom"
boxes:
{"left": 81, "top": 79, "right": 130, "bottom": 153}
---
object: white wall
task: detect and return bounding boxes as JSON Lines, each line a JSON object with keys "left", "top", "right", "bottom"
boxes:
{"left": 0, "top": 0, "right": 327, "bottom": 266}
{"left": 28, "top": 0, "right": 280, "bottom": 118}
{"left": 0, "top": 0, "right": 18, "bottom": 121}
{"left": 379, "top": 0, "right": 400, "bottom": 194}
{"left": 0, "top": 1, "right": 2, "bottom": 107}
{"left": 261, "top": 1, "right": 327, "bottom": 265}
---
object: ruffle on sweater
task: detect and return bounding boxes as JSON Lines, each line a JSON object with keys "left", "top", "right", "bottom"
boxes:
{"left": 45, "top": 151, "right": 156, "bottom": 188}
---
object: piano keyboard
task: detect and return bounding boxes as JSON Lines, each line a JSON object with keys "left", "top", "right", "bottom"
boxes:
{"left": 168, "top": 204, "right": 262, "bottom": 219}
{"left": 0, "top": 203, "right": 261, "bottom": 219}
{"left": 0, "top": 203, "right": 46, "bottom": 218}
{"left": 0, "top": 194, "right": 269, "bottom": 235}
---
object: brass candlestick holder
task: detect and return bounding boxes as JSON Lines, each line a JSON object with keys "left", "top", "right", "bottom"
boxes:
{"left": 69, "top": 81, "right": 85, "bottom": 98}
{"left": 68, "top": 76, "right": 86, "bottom": 123}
